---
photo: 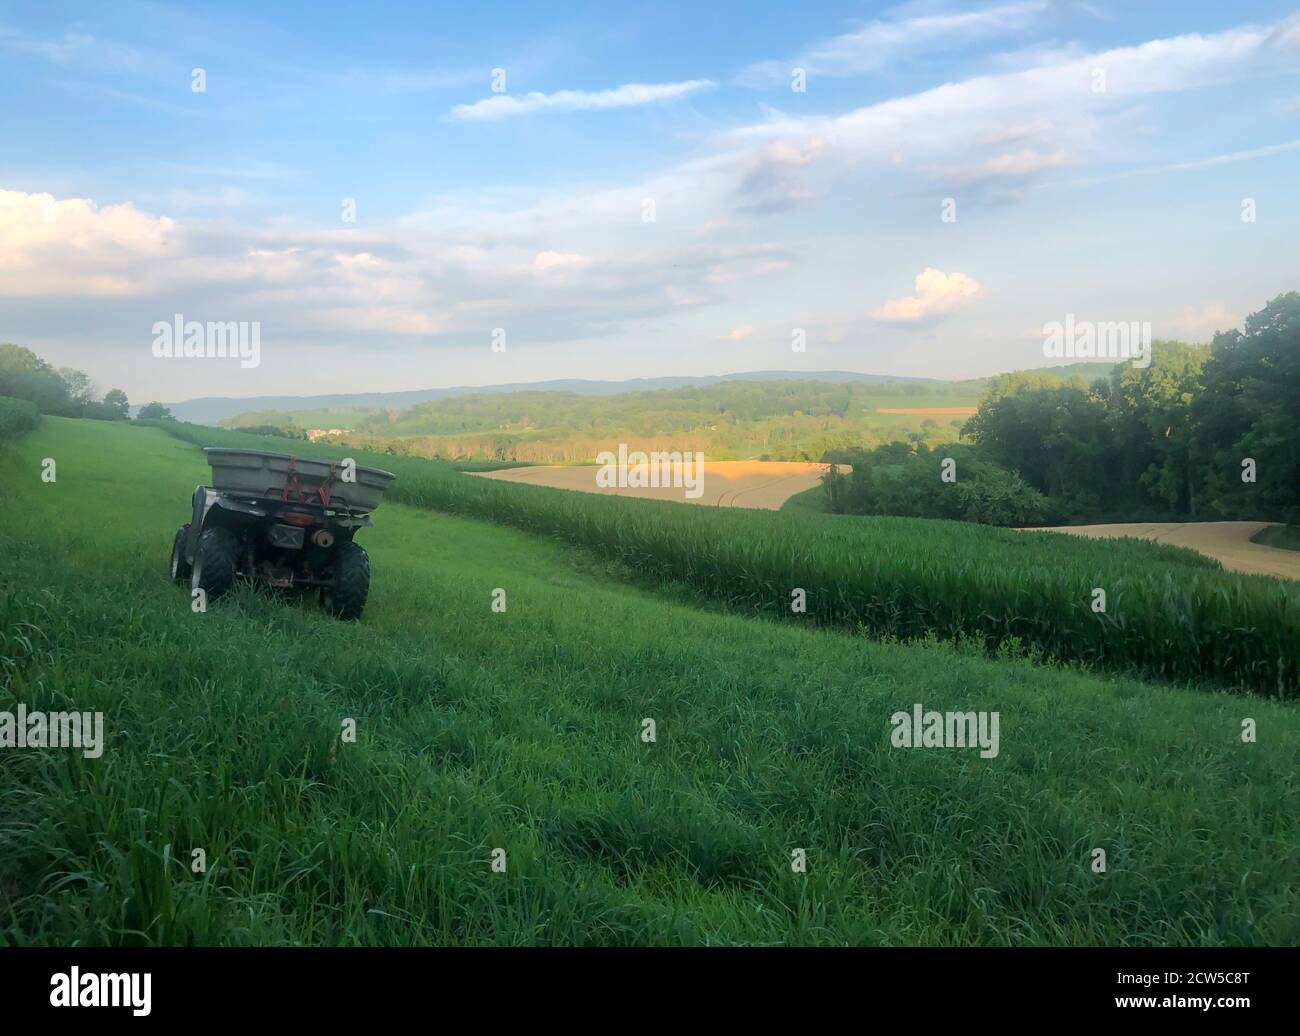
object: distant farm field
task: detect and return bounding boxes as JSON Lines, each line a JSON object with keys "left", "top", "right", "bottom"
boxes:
{"left": 216, "top": 378, "right": 1000, "bottom": 464}
{"left": 469, "top": 460, "right": 837, "bottom": 509}
{"left": 874, "top": 407, "right": 979, "bottom": 416}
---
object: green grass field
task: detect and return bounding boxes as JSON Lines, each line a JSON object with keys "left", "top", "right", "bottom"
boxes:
{"left": 2, "top": 417, "right": 1297, "bottom": 945}
{"left": 150, "top": 420, "right": 1300, "bottom": 698}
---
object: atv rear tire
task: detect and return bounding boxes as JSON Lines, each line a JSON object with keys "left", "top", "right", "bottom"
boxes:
{"left": 170, "top": 523, "right": 192, "bottom": 583}
{"left": 191, "top": 526, "right": 239, "bottom": 600}
{"left": 323, "top": 541, "right": 370, "bottom": 620}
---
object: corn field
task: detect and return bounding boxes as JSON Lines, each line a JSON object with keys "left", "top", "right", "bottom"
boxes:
{"left": 154, "top": 422, "right": 1300, "bottom": 698}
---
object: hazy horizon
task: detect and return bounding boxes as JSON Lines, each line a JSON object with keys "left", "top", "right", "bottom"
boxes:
{"left": 161, "top": 357, "right": 1128, "bottom": 409}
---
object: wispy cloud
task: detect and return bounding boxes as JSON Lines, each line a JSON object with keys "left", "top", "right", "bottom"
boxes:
{"left": 740, "top": 1, "right": 1048, "bottom": 83}
{"left": 724, "top": 20, "right": 1292, "bottom": 210}
{"left": 156, "top": 160, "right": 294, "bottom": 180}
{"left": 47, "top": 78, "right": 210, "bottom": 117}
{"left": 1058, "top": 137, "right": 1300, "bottom": 188}
{"left": 0, "top": 24, "right": 147, "bottom": 72}
{"left": 929, "top": 146, "right": 1072, "bottom": 188}
{"left": 449, "top": 79, "right": 713, "bottom": 121}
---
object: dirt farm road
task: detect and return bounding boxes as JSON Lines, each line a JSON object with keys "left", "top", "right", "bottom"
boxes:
{"left": 1024, "top": 521, "right": 1299, "bottom": 580}
{"left": 469, "top": 466, "right": 1297, "bottom": 580}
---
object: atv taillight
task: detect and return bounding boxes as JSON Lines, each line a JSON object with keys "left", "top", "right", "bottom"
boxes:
{"left": 281, "top": 511, "right": 315, "bottom": 526}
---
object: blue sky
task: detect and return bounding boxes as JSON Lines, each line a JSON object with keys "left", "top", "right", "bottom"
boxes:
{"left": 2, "top": 0, "right": 1299, "bottom": 402}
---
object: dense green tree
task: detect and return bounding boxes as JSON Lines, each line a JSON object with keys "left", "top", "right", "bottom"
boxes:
{"left": 136, "top": 401, "right": 174, "bottom": 420}
{"left": 823, "top": 443, "right": 1050, "bottom": 526}
{"left": 1190, "top": 292, "right": 1300, "bottom": 523}
{"left": 102, "top": 389, "right": 130, "bottom": 420}
{"left": 0, "top": 344, "right": 77, "bottom": 415}
{"left": 0, "top": 343, "right": 46, "bottom": 373}
{"left": 1105, "top": 341, "right": 1207, "bottom": 516}
{"left": 58, "top": 367, "right": 95, "bottom": 408}
{"left": 962, "top": 372, "right": 1112, "bottom": 518}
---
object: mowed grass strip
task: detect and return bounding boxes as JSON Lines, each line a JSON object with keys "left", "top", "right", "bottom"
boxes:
{"left": 151, "top": 421, "right": 1300, "bottom": 697}
{"left": 0, "top": 418, "right": 1297, "bottom": 946}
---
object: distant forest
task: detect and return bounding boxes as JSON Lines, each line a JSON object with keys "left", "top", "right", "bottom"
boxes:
{"left": 220, "top": 364, "right": 1111, "bottom": 463}
{"left": 223, "top": 379, "right": 973, "bottom": 461}
{"left": 824, "top": 293, "right": 1300, "bottom": 526}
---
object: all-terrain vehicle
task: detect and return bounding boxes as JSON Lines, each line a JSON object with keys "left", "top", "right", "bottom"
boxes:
{"left": 170, "top": 448, "right": 396, "bottom": 620}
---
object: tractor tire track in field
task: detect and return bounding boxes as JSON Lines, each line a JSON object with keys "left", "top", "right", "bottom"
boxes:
{"left": 715, "top": 472, "right": 806, "bottom": 508}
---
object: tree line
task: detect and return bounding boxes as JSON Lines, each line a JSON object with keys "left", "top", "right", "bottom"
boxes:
{"left": 825, "top": 292, "right": 1299, "bottom": 526}
{"left": 228, "top": 379, "right": 994, "bottom": 462}
{"left": 0, "top": 345, "right": 173, "bottom": 421}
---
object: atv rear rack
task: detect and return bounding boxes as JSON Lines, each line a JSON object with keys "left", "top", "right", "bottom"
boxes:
{"left": 203, "top": 448, "right": 396, "bottom": 514}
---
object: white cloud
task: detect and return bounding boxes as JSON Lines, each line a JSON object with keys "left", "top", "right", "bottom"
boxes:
{"left": 0, "top": 189, "right": 175, "bottom": 296}
{"left": 398, "top": 17, "right": 1298, "bottom": 265}
{"left": 872, "top": 268, "right": 984, "bottom": 323}
{"left": 741, "top": 1, "right": 1048, "bottom": 83}
{"left": 1271, "top": 13, "right": 1300, "bottom": 49}
{"left": 733, "top": 24, "right": 1283, "bottom": 154}
{"left": 735, "top": 136, "right": 830, "bottom": 212}
{"left": 0, "top": 182, "right": 801, "bottom": 359}
{"left": 717, "top": 19, "right": 1300, "bottom": 213}
{"left": 534, "top": 250, "right": 590, "bottom": 271}
{"left": 0, "top": 26, "right": 146, "bottom": 72}
{"left": 727, "top": 324, "right": 754, "bottom": 341}
{"left": 450, "top": 79, "right": 713, "bottom": 121}
{"left": 1171, "top": 303, "right": 1235, "bottom": 341}
{"left": 930, "top": 146, "right": 1072, "bottom": 187}
{"left": 1061, "top": 137, "right": 1300, "bottom": 188}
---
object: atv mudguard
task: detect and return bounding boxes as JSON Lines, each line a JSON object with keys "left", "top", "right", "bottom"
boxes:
{"left": 183, "top": 485, "right": 373, "bottom": 562}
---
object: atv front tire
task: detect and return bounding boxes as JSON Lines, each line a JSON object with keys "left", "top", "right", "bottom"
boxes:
{"left": 323, "top": 541, "right": 370, "bottom": 620}
{"left": 191, "top": 526, "right": 239, "bottom": 600}
{"left": 170, "top": 523, "right": 192, "bottom": 583}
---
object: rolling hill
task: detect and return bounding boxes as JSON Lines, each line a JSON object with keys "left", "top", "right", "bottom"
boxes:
{"left": 166, "top": 363, "right": 1118, "bottom": 426}
{"left": 2, "top": 415, "right": 1295, "bottom": 945}
{"left": 167, "top": 370, "right": 936, "bottom": 425}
